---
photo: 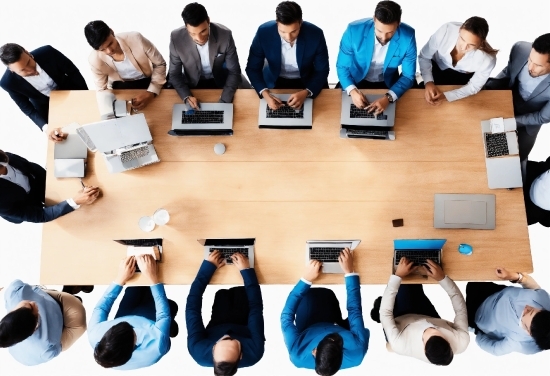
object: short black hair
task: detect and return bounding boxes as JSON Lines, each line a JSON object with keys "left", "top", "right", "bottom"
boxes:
{"left": 0, "top": 43, "right": 26, "bottom": 66}
{"left": 533, "top": 33, "right": 550, "bottom": 62}
{"left": 213, "top": 360, "right": 239, "bottom": 376}
{"left": 84, "top": 20, "right": 112, "bottom": 50}
{"left": 315, "top": 333, "right": 343, "bottom": 376}
{"left": 94, "top": 322, "right": 135, "bottom": 368}
{"left": 374, "top": 1, "right": 402, "bottom": 24}
{"left": 0, "top": 150, "right": 9, "bottom": 164}
{"left": 0, "top": 307, "right": 37, "bottom": 348}
{"left": 275, "top": 1, "right": 303, "bottom": 25}
{"left": 531, "top": 310, "right": 550, "bottom": 351}
{"left": 425, "top": 336, "right": 453, "bottom": 366}
{"left": 181, "top": 3, "right": 209, "bottom": 27}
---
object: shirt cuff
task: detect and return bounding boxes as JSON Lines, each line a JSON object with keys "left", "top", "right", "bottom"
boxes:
{"left": 306, "top": 89, "right": 313, "bottom": 98}
{"left": 387, "top": 90, "right": 398, "bottom": 102}
{"left": 345, "top": 272, "right": 359, "bottom": 277}
{"left": 345, "top": 85, "right": 357, "bottom": 95}
{"left": 300, "top": 277, "right": 312, "bottom": 285}
{"left": 42, "top": 123, "right": 49, "bottom": 133}
{"left": 259, "top": 88, "right": 268, "bottom": 96}
{"left": 66, "top": 198, "right": 80, "bottom": 209}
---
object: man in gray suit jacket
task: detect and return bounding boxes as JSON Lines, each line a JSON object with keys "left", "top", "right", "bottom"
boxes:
{"left": 484, "top": 33, "right": 550, "bottom": 162}
{"left": 169, "top": 3, "right": 246, "bottom": 108}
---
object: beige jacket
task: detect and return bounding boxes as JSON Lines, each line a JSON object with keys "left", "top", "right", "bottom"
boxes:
{"left": 88, "top": 31, "right": 166, "bottom": 95}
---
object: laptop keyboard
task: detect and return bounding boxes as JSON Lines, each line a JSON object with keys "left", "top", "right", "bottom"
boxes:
{"left": 394, "top": 250, "right": 440, "bottom": 266}
{"left": 120, "top": 146, "right": 150, "bottom": 163}
{"left": 266, "top": 102, "right": 304, "bottom": 119}
{"left": 181, "top": 110, "right": 224, "bottom": 124}
{"left": 347, "top": 129, "right": 388, "bottom": 138}
{"left": 209, "top": 248, "right": 248, "bottom": 263}
{"left": 350, "top": 104, "right": 388, "bottom": 120}
{"left": 309, "top": 247, "right": 343, "bottom": 262}
{"left": 119, "top": 239, "right": 161, "bottom": 247}
{"left": 76, "top": 127, "right": 97, "bottom": 151}
{"left": 485, "top": 132, "right": 509, "bottom": 158}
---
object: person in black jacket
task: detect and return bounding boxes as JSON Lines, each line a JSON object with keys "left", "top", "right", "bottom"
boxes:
{"left": 524, "top": 155, "right": 550, "bottom": 227}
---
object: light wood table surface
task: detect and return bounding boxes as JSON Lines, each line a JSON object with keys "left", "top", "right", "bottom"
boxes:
{"left": 41, "top": 88, "right": 532, "bottom": 285}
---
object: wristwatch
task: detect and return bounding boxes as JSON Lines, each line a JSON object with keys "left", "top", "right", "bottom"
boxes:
{"left": 510, "top": 272, "right": 523, "bottom": 283}
{"left": 384, "top": 92, "right": 394, "bottom": 103}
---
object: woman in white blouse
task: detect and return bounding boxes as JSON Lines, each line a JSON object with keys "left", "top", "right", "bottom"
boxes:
{"left": 418, "top": 17, "right": 498, "bottom": 105}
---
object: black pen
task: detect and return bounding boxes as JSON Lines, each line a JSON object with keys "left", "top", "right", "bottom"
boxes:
{"left": 80, "top": 179, "right": 85, "bottom": 189}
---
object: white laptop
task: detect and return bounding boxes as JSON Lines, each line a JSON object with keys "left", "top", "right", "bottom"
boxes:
{"left": 305, "top": 240, "right": 360, "bottom": 273}
{"left": 258, "top": 93, "right": 313, "bottom": 129}
{"left": 170, "top": 103, "right": 234, "bottom": 136}
{"left": 199, "top": 238, "right": 255, "bottom": 267}
{"left": 340, "top": 91, "right": 396, "bottom": 140}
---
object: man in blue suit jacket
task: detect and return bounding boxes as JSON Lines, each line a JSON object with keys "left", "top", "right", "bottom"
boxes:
{"left": 0, "top": 43, "right": 87, "bottom": 133}
{"left": 336, "top": 1, "right": 416, "bottom": 115}
{"left": 0, "top": 150, "right": 100, "bottom": 224}
{"left": 281, "top": 248, "right": 369, "bottom": 375}
{"left": 246, "top": 1, "right": 329, "bottom": 110}
{"left": 186, "top": 250, "right": 265, "bottom": 374}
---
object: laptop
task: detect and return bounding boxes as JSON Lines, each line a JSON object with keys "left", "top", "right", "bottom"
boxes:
{"left": 258, "top": 94, "right": 313, "bottom": 129}
{"left": 96, "top": 91, "right": 129, "bottom": 120}
{"left": 115, "top": 238, "right": 163, "bottom": 272}
{"left": 305, "top": 240, "right": 361, "bottom": 273}
{"left": 199, "top": 238, "right": 255, "bottom": 267}
{"left": 434, "top": 193, "right": 496, "bottom": 230}
{"left": 169, "top": 103, "right": 234, "bottom": 136}
{"left": 340, "top": 91, "right": 396, "bottom": 140}
{"left": 76, "top": 113, "right": 159, "bottom": 173}
{"left": 393, "top": 239, "right": 446, "bottom": 276}
{"left": 54, "top": 122, "right": 88, "bottom": 178}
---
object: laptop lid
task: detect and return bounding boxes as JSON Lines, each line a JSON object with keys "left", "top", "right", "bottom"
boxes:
{"left": 434, "top": 194, "right": 496, "bottom": 229}
{"left": 115, "top": 238, "right": 163, "bottom": 271}
{"left": 171, "top": 103, "right": 233, "bottom": 131}
{"left": 394, "top": 239, "right": 446, "bottom": 250}
{"left": 340, "top": 91, "right": 395, "bottom": 127}
{"left": 306, "top": 240, "right": 361, "bottom": 274}
{"left": 258, "top": 94, "right": 313, "bottom": 129}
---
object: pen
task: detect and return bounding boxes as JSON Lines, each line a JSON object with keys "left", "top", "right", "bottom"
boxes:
{"left": 80, "top": 179, "right": 85, "bottom": 189}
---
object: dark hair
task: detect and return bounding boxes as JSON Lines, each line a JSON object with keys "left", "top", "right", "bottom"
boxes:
{"left": 213, "top": 360, "right": 239, "bottom": 376}
{"left": 0, "top": 43, "right": 26, "bottom": 65}
{"left": 425, "top": 336, "right": 453, "bottom": 366}
{"left": 315, "top": 333, "right": 344, "bottom": 376}
{"left": 374, "top": 1, "right": 402, "bottom": 24}
{"left": 0, "top": 150, "right": 9, "bottom": 164}
{"left": 94, "top": 322, "right": 135, "bottom": 368}
{"left": 461, "top": 16, "right": 498, "bottom": 57}
{"left": 0, "top": 307, "right": 37, "bottom": 348}
{"left": 533, "top": 33, "right": 550, "bottom": 63}
{"left": 181, "top": 3, "right": 209, "bottom": 27}
{"left": 84, "top": 20, "right": 112, "bottom": 50}
{"left": 531, "top": 310, "right": 550, "bottom": 351}
{"left": 276, "top": 1, "right": 303, "bottom": 25}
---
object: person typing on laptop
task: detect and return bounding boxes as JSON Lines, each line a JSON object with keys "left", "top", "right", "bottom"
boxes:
{"left": 371, "top": 257, "right": 469, "bottom": 365}
{"left": 281, "top": 248, "right": 369, "bottom": 374}
{"left": 186, "top": 250, "right": 265, "bottom": 373}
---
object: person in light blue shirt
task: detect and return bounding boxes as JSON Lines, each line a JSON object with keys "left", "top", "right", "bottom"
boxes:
{"left": 87, "top": 255, "right": 178, "bottom": 370}
{"left": 281, "top": 248, "right": 369, "bottom": 375}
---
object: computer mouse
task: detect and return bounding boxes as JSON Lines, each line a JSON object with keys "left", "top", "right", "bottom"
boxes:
{"left": 458, "top": 243, "right": 473, "bottom": 255}
{"left": 214, "top": 143, "right": 226, "bottom": 155}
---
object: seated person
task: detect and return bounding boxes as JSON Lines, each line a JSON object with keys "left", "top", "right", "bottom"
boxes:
{"left": 245, "top": 1, "right": 329, "bottom": 110}
{"left": 169, "top": 2, "right": 249, "bottom": 109}
{"left": 466, "top": 267, "right": 550, "bottom": 355}
{"left": 0, "top": 150, "right": 100, "bottom": 224}
{"left": 87, "top": 255, "right": 179, "bottom": 370}
{"left": 372, "top": 258, "right": 469, "bottom": 365}
{"left": 0, "top": 43, "right": 87, "bottom": 139}
{"left": 524, "top": 155, "right": 550, "bottom": 226}
{"left": 336, "top": 0, "right": 416, "bottom": 116}
{"left": 281, "top": 249, "right": 369, "bottom": 375}
{"left": 0, "top": 279, "right": 87, "bottom": 366}
{"left": 418, "top": 17, "right": 498, "bottom": 105}
{"left": 186, "top": 250, "right": 265, "bottom": 374}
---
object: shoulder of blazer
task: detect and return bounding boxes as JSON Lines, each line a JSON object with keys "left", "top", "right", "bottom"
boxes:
{"left": 511, "top": 41, "right": 532, "bottom": 61}
{"left": 31, "top": 45, "right": 57, "bottom": 59}
{"left": 347, "top": 17, "right": 374, "bottom": 31}
{"left": 397, "top": 22, "right": 415, "bottom": 38}
{"left": 5, "top": 152, "right": 30, "bottom": 172}
{"left": 210, "top": 22, "right": 233, "bottom": 44}
{"left": 115, "top": 31, "right": 144, "bottom": 46}
{"left": 301, "top": 21, "right": 324, "bottom": 38}
{"left": 0, "top": 68, "right": 16, "bottom": 89}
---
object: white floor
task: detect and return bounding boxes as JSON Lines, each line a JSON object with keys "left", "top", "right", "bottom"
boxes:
{"left": 1, "top": 0, "right": 549, "bottom": 375}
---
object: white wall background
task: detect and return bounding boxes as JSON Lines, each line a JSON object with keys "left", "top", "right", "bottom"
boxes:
{"left": 0, "top": 0, "right": 549, "bottom": 375}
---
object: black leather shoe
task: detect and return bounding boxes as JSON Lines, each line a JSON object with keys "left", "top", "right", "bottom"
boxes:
{"left": 168, "top": 299, "right": 179, "bottom": 317}
{"left": 170, "top": 320, "right": 179, "bottom": 338}
{"left": 81, "top": 285, "right": 94, "bottom": 293}
{"left": 370, "top": 296, "right": 382, "bottom": 323}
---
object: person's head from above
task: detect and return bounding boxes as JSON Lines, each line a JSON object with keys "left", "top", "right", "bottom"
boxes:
{"left": 0, "top": 43, "right": 38, "bottom": 77}
{"left": 529, "top": 33, "right": 550, "bottom": 78}
{"left": 94, "top": 321, "right": 136, "bottom": 368}
{"left": 276, "top": 1, "right": 303, "bottom": 44}
{"left": 0, "top": 149, "right": 9, "bottom": 174}
{"left": 212, "top": 334, "right": 242, "bottom": 376}
{"left": 312, "top": 332, "right": 344, "bottom": 376}
{"left": 84, "top": 20, "right": 122, "bottom": 57}
{"left": 458, "top": 17, "right": 498, "bottom": 56}
{"left": 0, "top": 300, "right": 39, "bottom": 348}
{"left": 182, "top": 2, "right": 210, "bottom": 46}
{"left": 522, "top": 306, "right": 550, "bottom": 350}
{"left": 373, "top": 0, "right": 401, "bottom": 45}
{"left": 423, "top": 327, "right": 453, "bottom": 366}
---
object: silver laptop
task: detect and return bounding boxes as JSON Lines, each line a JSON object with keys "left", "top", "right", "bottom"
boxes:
{"left": 199, "top": 238, "right": 255, "bottom": 267}
{"left": 259, "top": 94, "right": 313, "bottom": 129}
{"left": 305, "top": 240, "right": 360, "bottom": 273}
{"left": 76, "top": 113, "right": 159, "bottom": 173}
{"left": 340, "top": 91, "right": 396, "bottom": 140}
{"left": 434, "top": 193, "right": 496, "bottom": 230}
{"left": 54, "top": 123, "right": 88, "bottom": 178}
{"left": 393, "top": 239, "right": 446, "bottom": 276}
{"left": 170, "top": 103, "right": 233, "bottom": 136}
{"left": 115, "top": 238, "right": 163, "bottom": 272}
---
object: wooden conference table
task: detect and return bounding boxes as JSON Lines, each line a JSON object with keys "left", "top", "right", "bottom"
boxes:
{"left": 41, "top": 87, "right": 532, "bottom": 285}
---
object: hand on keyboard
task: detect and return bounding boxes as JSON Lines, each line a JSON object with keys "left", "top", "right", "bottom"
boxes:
{"left": 350, "top": 88, "right": 369, "bottom": 109}
{"left": 423, "top": 259, "right": 445, "bottom": 281}
{"left": 338, "top": 248, "right": 354, "bottom": 274}
{"left": 231, "top": 253, "right": 250, "bottom": 270}
{"left": 185, "top": 96, "right": 201, "bottom": 110}
{"left": 207, "top": 250, "right": 226, "bottom": 269}
{"left": 395, "top": 257, "right": 417, "bottom": 278}
{"left": 287, "top": 90, "right": 308, "bottom": 110}
{"left": 303, "top": 260, "right": 322, "bottom": 282}
{"left": 365, "top": 96, "right": 389, "bottom": 116}
{"left": 262, "top": 90, "right": 284, "bottom": 110}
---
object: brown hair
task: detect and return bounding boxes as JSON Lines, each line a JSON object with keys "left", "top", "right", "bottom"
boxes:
{"left": 461, "top": 16, "right": 499, "bottom": 57}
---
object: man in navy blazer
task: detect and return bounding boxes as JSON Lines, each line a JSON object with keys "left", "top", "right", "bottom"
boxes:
{"left": 0, "top": 43, "right": 87, "bottom": 133}
{"left": 336, "top": 1, "right": 416, "bottom": 116}
{"left": 281, "top": 249, "right": 369, "bottom": 375}
{"left": 0, "top": 150, "right": 99, "bottom": 224}
{"left": 246, "top": 1, "right": 329, "bottom": 110}
{"left": 186, "top": 250, "right": 265, "bottom": 375}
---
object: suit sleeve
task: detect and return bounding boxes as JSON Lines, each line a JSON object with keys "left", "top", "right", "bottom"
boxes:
{"left": 444, "top": 54, "right": 496, "bottom": 101}
{"left": 89, "top": 283, "right": 123, "bottom": 330}
{"left": 336, "top": 24, "right": 357, "bottom": 90}
{"left": 88, "top": 52, "right": 109, "bottom": 91}
{"left": 515, "top": 101, "right": 550, "bottom": 127}
{"left": 380, "top": 275, "right": 405, "bottom": 353}
{"left": 389, "top": 32, "right": 417, "bottom": 99}
{"left": 280, "top": 280, "right": 311, "bottom": 353}
{"left": 220, "top": 32, "right": 242, "bottom": 103}
{"left": 138, "top": 33, "right": 166, "bottom": 95}
{"left": 168, "top": 35, "right": 192, "bottom": 102}
{"left": 0, "top": 82, "right": 48, "bottom": 128}
{"left": 345, "top": 275, "right": 370, "bottom": 354}
{"left": 0, "top": 198, "right": 74, "bottom": 223}
{"left": 304, "top": 30, "right": 330, "bottom": 98}
{"left": 418, "top": 24, "right": 448, "bottom": 84}
{"left": 245, "top": 29, "right": 268, "bottom": 96}
{"left": 439, "top": 276, "right": 470, "bottom": 352}
{"left": 49, "top": 46, "right": 87, "bottom": 90}
{"left": 519, "top": 274, "right": 542, "bottom": 289}
{"left": 475, "top": 333, "right": 519, "bottom": 355}
{"left": 150, "top": 283, "right": 171, "bottom": 355}
{"left": 241, "top": 268, "right": 265, "bottom": 362}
